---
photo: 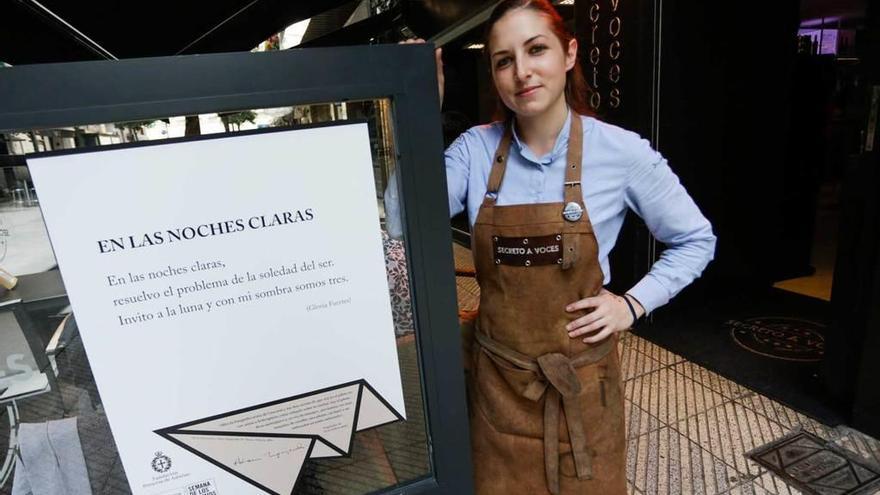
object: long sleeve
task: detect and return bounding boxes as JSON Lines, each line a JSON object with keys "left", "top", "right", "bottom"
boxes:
{"left": 383, "top": 130, "right": 473, "bottom": 239}
{"left": 623, "top": 138, "right": 717, "bottom": 314}
{"left": 443, "top": 130, "right": 473, "bottom": 218}
{"left": 383, "top": 172, "right": 404, "bottom": 239}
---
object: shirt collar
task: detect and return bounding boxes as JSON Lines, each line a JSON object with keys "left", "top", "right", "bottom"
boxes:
{"left": 510, "top": 106, "right": 572, "bottom": 165}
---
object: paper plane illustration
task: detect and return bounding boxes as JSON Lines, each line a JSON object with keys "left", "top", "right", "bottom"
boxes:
{"left": 155, "top": 379, "right": 404, "bottom": 495}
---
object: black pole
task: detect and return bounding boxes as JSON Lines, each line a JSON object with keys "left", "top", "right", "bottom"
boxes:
{"left": 13, "top": 0, "right": 117, "bottom": 60}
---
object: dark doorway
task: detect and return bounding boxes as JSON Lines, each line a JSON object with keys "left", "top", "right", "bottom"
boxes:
{"left": 635, "top": 0, "right": 880, "bottom": 435}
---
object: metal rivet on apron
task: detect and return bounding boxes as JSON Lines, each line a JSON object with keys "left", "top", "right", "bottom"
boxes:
{"left": 493, "top": 236, "right": 498, "bottom": 242}
{"left": 555, "top": 234, "right": 562, "bottom": 241}
{"left": 525, "top": 260, "right": 531, "bottom": 267}
{"left": 497, "top": 155, "right": 504, "bottom": 162}
{"left": 495, "top": 259, "right": 501, "bottom": 265}
{"left": 523, "top": 238, "right": 529, "bottom": 245}
{"left": 571, "top": 164, "right": 576, "bottom": 169}
{"left": 557, "top": 258, "right": 562, "bottom": 264}
{"left": 563, "top": 202, "right": 584, "bottom": 222}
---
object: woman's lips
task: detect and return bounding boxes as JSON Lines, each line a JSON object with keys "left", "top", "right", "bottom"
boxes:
{"left": 515, "top": 85, "right": 541, "bottom": 97}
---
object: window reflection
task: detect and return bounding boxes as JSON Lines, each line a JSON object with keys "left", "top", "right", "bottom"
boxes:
{"left": 0, "top": 99, "right": 430, "bottom": 494}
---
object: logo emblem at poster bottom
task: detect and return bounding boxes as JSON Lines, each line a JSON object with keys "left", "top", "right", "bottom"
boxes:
{"left": 151, "top": 451, "right": 172, "bottom": 473}
{"left": 563, "top": 202, "right": 583, "bottom": 222}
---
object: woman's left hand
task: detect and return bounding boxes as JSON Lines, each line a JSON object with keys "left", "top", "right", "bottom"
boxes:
{"left": 564, "top": 288, "right": 641, "bottom": 343}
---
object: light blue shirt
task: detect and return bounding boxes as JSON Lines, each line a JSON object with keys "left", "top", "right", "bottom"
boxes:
{"left": 385, "top": 111, "right": 716, "bottom": 315}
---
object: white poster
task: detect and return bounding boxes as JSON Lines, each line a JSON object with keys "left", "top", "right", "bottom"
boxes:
{"left": 28, "top": 122, "right": 405, "bottom": 495}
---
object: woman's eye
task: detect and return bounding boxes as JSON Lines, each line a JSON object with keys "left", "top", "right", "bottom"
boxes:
{"left": 529, "top": 44, "right": 548, "bottom": 55}
{"left": 495, "top": 57, "right": 511, "bottom": 69}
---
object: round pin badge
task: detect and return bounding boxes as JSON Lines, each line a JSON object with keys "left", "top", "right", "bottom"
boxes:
{"left": 563, "top": 202, "right": 583, "bottom": 222}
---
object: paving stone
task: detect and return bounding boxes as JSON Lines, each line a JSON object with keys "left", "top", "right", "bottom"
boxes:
{"left": 627, "top": 426, "right": 740, "bottom": 494}
{"left": 626, "top": 366, "right": 727, "bottom": 427}
{"left": 620, "top": 341, "right": 665, "bottom": 382}
{"left": 672, "top": 361, "right": 751, "bottom": 402}
{"left": 624, "top": 336, "right": 687, "bottom": 366}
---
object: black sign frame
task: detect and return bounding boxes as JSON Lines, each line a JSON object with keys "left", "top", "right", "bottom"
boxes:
{"left": 0, "top": 44, "right": 473, "bottom": 494}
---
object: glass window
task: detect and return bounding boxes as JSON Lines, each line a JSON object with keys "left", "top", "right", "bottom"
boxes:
{"left": 0, "top": 99, "right": 431, "bottom": 494}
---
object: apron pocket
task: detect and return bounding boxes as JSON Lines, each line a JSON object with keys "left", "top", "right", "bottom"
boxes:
{"left": 484, "top": 351, "right": 539, "bottom": 395}
{"left": 473, "top": 351, "right": 544, "bottom": 438}
{"left": 579, "top": 347, "right": 626, "bottom": 455}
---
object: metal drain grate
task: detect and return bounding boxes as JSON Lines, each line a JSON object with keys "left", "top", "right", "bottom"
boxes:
{"left": 748, "top": 430, "right": 880, "bottom": 494}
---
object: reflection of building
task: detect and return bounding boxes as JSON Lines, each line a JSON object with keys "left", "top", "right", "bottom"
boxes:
{"left": 0, "top": 126, "right": 124, "bottom": 205}
{"left": 3, "top": 126, "right": 123, "bottom": 155}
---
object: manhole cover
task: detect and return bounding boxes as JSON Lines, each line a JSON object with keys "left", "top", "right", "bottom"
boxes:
{"left": 726, "top": 317, "right": 825, "bottom": 362}
{"left": 749, "top": 430, "right": 880, "bottom": 494}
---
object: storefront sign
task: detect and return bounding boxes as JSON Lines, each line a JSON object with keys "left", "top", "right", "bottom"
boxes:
{"left": 28, "top": 122, "right": 405, "bottom": 495}
{"left": 584, "top": 0, "right": 623, "bottom": 111}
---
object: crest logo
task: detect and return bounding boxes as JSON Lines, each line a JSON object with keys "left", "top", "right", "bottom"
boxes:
{"left": 151, "top": 451, "right": 172, "bottom": 473}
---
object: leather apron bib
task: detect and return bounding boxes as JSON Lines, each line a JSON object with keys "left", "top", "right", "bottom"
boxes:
{"left": 469, "top": 113, "right": 627, "bottom": 495}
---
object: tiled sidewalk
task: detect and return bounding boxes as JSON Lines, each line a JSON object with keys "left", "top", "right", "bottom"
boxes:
{"left": 619, "top": 332, "right": 880, "bottom": 495}
{"left": 453, "top": 243, "right": 880, "bottom": 495}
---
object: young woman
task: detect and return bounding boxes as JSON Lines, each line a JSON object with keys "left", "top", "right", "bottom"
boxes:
{"left": 390, "top": 1, "right": 715, "bottom": 493}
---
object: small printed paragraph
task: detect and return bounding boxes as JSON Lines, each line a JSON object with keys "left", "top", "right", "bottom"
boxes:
{"left": 104, "top": 258, "right": 351, "bottom": 327}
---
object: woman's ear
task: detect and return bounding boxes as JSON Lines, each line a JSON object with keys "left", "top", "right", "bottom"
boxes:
{"left": 565, "top": 38, "right": 578, "bottom": 71}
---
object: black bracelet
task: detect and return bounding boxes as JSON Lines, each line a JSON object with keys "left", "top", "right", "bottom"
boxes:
{"left": 622, "top": 294, "right": 639, "bottom": 328}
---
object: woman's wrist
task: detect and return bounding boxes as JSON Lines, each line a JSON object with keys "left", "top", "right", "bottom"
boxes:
{"left": 624, "top": 293, "right": 646, "bottom": 316}
{"left": 620, "top": 294, "right": 638, "bottom": 328}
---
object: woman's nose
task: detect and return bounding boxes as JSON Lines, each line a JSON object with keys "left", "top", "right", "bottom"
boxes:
{"left": 514, "top": 56, "right": 532, "bottom": 82}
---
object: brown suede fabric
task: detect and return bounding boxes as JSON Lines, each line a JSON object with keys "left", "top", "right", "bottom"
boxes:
{"left": 468, "top": 114, "right": 627, "bottom": 495}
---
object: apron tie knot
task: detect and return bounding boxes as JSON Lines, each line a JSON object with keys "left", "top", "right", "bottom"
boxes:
{"left": 474, "top": 330, "right": 613, "bottom": 494}
{"left": 535, "top": 352, "right": 593, "bottom": 493}
{"left": 536, "top": 353, "right": 582, "bottom": 397}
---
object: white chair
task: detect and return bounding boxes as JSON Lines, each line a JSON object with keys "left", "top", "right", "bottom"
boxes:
{"left": 0, "top": 299, "right": 58, "bottom": 489}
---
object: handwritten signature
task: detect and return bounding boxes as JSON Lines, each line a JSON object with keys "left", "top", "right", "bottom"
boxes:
{"left": 233, "top": 445, "right": 306, "bottom": 466}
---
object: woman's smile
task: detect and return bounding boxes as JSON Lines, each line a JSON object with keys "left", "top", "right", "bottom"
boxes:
{"left": 515, "top": 85, "right": 542, "bottom": 97}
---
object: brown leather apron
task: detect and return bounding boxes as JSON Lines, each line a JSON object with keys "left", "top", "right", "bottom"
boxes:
{"left": 468, "top": 113, "right": 627, "bottom": 494}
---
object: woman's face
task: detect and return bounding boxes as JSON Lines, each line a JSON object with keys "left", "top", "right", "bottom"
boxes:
{"left": 488, "top": 8, "right": 577, "bottom": 118}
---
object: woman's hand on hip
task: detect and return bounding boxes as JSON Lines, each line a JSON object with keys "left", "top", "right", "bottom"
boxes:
{"left": 564, "top": 288, "right": 637, "bottom": 343}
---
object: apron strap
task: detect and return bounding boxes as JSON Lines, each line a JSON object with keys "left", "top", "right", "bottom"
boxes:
{"left": 562, "top": 114, "right": 584, "bottom": 270}
{"left": 563, "top": 113, "right": 584, "bottom": 205}
{"left": 483, "top": 120, "right": 514, "bottom": 208}
{"left": 486, "top": 113, "right": 583, "bottom": 206}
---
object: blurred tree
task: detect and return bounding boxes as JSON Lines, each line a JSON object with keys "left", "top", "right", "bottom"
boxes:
{"left": 219, "top": 111, "right": 257, "bottom": 132}
{"left": 184, "top": 116, "right": 201, "bottom": 136}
